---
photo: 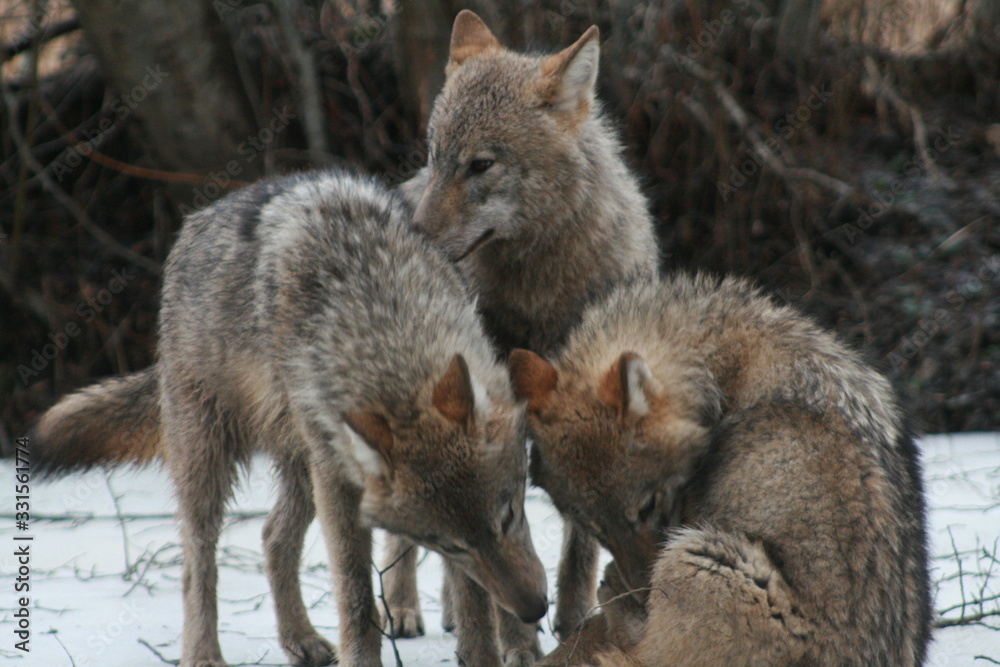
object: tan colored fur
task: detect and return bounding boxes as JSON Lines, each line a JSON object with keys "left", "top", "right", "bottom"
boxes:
{"left": 385, "top": 11, "right": 661, "bottom": 647}
{"left": 516, "top": 273, "right": 931, "bottom": 666}
{"left": 32, "top": 367, "right": 161, "bottom": 474}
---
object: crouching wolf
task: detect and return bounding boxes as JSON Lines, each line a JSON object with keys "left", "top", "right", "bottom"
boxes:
{"left": 30, "top": 170, "right": 547, "bottom": 667}
{"left": 512, "top": 273, "right": 931, "bottom": 665}
{"left": 388, "top": 10, "right": 661, "bottom": 644}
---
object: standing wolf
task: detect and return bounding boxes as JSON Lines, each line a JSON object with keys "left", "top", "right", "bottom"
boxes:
{"left": 385, "top": 10, "right": 661, "bottom": 644}
{"left": 512, "top": 273, "right": 931, "bottom": 665}
{"left": 31, "top": 170, "right": 547, "bottom": 667}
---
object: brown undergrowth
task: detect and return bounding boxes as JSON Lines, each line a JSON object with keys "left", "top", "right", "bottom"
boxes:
{"left": 1, "top": 0, "right": 997, "bottom": 446}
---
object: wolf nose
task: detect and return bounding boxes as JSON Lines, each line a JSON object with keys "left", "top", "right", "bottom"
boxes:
{"left": 518, "top": 595, "right": 549, "bottom": 624}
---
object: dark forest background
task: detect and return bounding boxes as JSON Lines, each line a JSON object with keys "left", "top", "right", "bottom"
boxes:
{"left": 1, "top": 0, "right": 998, "bottom": 448}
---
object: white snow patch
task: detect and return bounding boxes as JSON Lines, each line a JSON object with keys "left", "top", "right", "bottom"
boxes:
{"left": 0, "top": 433, "right": 996, "bottom": 665}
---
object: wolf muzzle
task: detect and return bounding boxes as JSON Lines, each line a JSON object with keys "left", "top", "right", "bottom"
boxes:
{"left": 469, "top": 539, "right": 548, "bottom": 623}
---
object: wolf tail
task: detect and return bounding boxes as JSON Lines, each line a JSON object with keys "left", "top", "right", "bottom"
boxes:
{"left": 30, "top": 366, "right": 162, "bottom": 478}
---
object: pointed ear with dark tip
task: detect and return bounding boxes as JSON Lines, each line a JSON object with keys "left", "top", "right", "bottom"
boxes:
{"left": 598, "top": 352, "right": 654, "bottom": 421}
{"left": 343, "top": 411, "right": 394, "bottom": 477}
{"left": 433, "top": 354, "right": 481, "bottom": 431}
{"left": 447, "top": 10, "right": 501, "bottom": 76}
{"left": 509, "top": 349, "right": 558, "bottom": 413}
{"left": 536, "top": 25, "right": 600, "bottom": 123}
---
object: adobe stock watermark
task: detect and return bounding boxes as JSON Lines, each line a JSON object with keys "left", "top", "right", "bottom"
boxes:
{"left": 339, "top": 8, "right": 398, "bottom": 54}
{"left": 51, "top": 66, "right": 169, "bottom": 182}
{"left": 75, "top": 600, "right": 145, "bottom": 667}
{"left": 717, "top": 84, "right": 833, "bottom": 201}
{"left": 885, "top": 255, "right": 998, "bottom": 372}
{"left": 177, "top": 106, "right": 296, "bottom": 215}
{"left": 843, "top": 126, "right": 961, "bottom": 244}
{"left": 543, "top": 0, "right": 592, "bottom": 28}
{"left": 676, "top": 0, "right": 756, "bottom": 61}
{"left": 212, "top": 0, "right": 246, "bottom": 18}
{"left": 13, "top": 1, "right": 55, "bottom": 38}
{"left": 416, "top": 444, "right": 472, "bottom": 500}
{"left": 386, "top": 145, "right": 427, "bottom": 186}
{"left": 17, "top": 267, "right": 136, "bottom": 385}
{"left": 862, "top": 0, "right": 921, "bottom": 39}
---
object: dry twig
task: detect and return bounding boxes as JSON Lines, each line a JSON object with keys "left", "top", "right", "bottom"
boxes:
{"left": 373, "top": 553, "right": 405, "bottom": 667}
{"left": 138, "top": 638, "right": 180, "bottom": 665}
{"left": 0, "top": 79, "right": 161, "bottom": 274}
{"left": 662, "top": 44, "right": 855, "bottom": 200}
{"left": 862, "top": 56, "right": 950, "bottom": 184}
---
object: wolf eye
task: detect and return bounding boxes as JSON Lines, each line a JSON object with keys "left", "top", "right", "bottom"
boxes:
{"left": 468, "top": 158, "right": 494, "bottom": 175}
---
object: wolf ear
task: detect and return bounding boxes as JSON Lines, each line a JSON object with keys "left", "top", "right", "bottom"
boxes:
{"left": 343, "top": 411, "right": 394, "bottom": 477}
{"left": 447, "top": 10, "right": 501, "bottom": 76}
{"left": 598, "top": 352, "right": 655, "bottom": 421}
{"left": 537, "top": 25, "right": 600, "bottom": 123}
{"left": 433, "top": 354, "right": 488, "bottom": 431}
{"left": 509, "top": 349, "right": 558, "bottom": 413}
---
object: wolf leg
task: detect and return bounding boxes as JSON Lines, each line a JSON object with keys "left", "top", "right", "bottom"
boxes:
{"left": 554, "top": 522, "right": 599, "bottom": 639}
{"left": 379, "top": 534, "right": 425, "bottom": 638}
{"left": 441, "top": 565, "right": 456, "bottom": 632}
{"left": 446, "top": 560, "right": 502, "bottom": 667}
{"left": 498, "top": 606, "right": 542, "bottom": 667}
{"left": 167, "top": 409, "right": 239, "bottom": 667}
{"left": 534, "top": 613, "right": 612, "bottom": 667}
{"left": 264, "top": 456, "right": 337, "bottom": 665}
{"left": 309, "top": 450, "right": 382, "bottom": 667}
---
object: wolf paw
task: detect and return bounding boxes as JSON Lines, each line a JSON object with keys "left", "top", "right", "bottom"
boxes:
{"left": 282, "top": 632, "right": 337, "bottom": 666}
{"left": 381, "top": 606, "right": 425, "bottom": 638}
{"left": 441, "top": 609, "right": 456, "bottom": 633}
{"left": 503, "top": 648, "right": 538, "bottom": 667}
{"left": 442, "top": 591, "right": 455, "bottom": 632}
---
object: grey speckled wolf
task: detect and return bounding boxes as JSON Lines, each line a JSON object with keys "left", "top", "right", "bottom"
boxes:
{"left": 514, "top": 273, "right": 931, "bottom": 666}
{"left": 30, "top": 170, "right": 546, "bottom": 667}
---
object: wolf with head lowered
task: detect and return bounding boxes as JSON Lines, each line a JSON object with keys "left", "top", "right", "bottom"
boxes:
{"left": 514, "top": 273, "right": 931, "bottom": 666}
{"left": 30, "top": 170, "right": 546, "bottom": 667}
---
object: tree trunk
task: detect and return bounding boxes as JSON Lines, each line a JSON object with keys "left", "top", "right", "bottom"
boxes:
{"left": 69, "top": 0, "right": 263, "bottom": 199}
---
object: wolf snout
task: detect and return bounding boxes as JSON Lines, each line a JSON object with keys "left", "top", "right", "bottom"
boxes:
{"left": 492, "top": 575, "right": 548, "bottom": 623}
{"left": 492, "top": 574, "right": 549, "bottom": 623}
{"left": 479, "top": 547, "right": 549, "bottom": 623}
{"left": 516, "top": 592, "right": 549, "bottom": 624}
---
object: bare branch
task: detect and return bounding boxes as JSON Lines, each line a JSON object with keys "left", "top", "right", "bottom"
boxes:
{"left": 662, "top": 44, "right": 855, "bottom": 200}
{"left": 0, "top": 79, "right": 161, "bottom": 274}
{"left": 373, "top": 556, "right": 404, "bottom": 667}
{"left": 862, "top": 56, "right": 950, "bottom": 184}
{"left": 138, "top": 637, "right": 180, "bottom": 665}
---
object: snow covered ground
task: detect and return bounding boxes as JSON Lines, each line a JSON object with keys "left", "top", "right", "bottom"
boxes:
{"left": 0, "top": 433, "right": 997, "bottom": 666}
